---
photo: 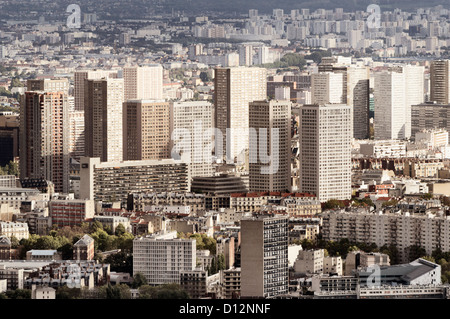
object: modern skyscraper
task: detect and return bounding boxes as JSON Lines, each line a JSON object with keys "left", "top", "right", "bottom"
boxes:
{"left": 123, "top": 100, "right": 171, "bottom": 161}
{"left": 249, "top": 100, "right": 291, "bottom": 192}
{"left": 374, "top": 65, "right": 424, "bottom": 140}
{"left": 19, "top": 91, "right": 70, "bottom": 193}
{"left": 347, "top": 66, "right": 370, "bottom": 139}
{"left": 299, "top": 104, "right": 352, "bottom": 202}
{"left": 74, "top": 69, "right": 118, "bottom": 111}
{"left": 430, "top": 60, "right": 450, "bottom": 104}
{"left": 170, "top": 101, "right": 215, "bottom": 178}
{"left": 123, "top": 65, "right": 163, "bottom": 101}
{"left": 319, "top": 60, "right": 371, "bottom": 140}
{"left": 214, "top": 67, "right": 267, "bottom": 161}
{"left": 311, "top": 72, "right": 344, "bottom": 105}
{"left": 240, "top": 215, "right": 289, "bottom": 298}
{"left": 84, "top": 78, "right": 124, "bottom": 162}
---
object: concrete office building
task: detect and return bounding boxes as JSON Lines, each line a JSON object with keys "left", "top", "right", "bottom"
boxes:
{"left": 27, "top": 78, "right": 69, "bottom": 95}
{"left": 249, "top": 100, "right": 291, "bottom": 192}
{"left": 0, "top": 266, "right": 23, "bottom": 290}
{"left": 133, "top": 231, "right": 196, "bottom": 285}
{"left": 74, "top": 69, "right": 118, "bottom": 111}
{"left": 170, "top": 101, "right": 215, "bottom": 178}
{"left": 240, "top": 215, "right": 288, "bottom": 298}
{"left": 79, "top": 157, "right": 190, "bottom": 205}
{"left": 123, "top": 100, "right": 171, "bottom": 161}
{"left": 411, "top": 102, "right": 450, "bottom": 140}
{"left": 322, "top": 209, "right": 450, "bottom": 263}
{"left": 19, "top": 91, "right": 70, "bottom": 193}
{"left": 214, "top": 67, "right": 267, "bottom": 161}
{"left": 311, "top": 72, "right": 344, "bottom": 105}
{"left": 191, "top": 174, "right": 247, "bottom": 195}
{"left": 123, "top": 65, "right": 163, "bottom": 101}
{"left": 347, "top": 66, "right": 370, "bottom": 139}
{"left": 49, "top": 199, "right": 95, "bottom": 228}
{"left": 374, "top": 65, "right": 424, "bottom": 140}
{"left": 430, "top": 60, "right": 450, "bottom": 104}
{"left": 84, "top": 78, "right": 124, "bottom": 162}
{"left": 299, "top": 104, "right": 352, "bottom": 202}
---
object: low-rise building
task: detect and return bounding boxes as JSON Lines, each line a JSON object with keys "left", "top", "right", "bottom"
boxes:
{"left": 293, "top": 249, "right": 324, "bottom": 276}
{"left": 0, "top": 221, "right": 29, "bottom": 240}
{"left": 73, "top": 234, "right": 95, "bottom": 261}
{"left": 26, "top": 250, "right": 62, "bottom": 261}
{"left": 0, "top": 265, "right": 23, "bottom": 290}
{"left": 31, "top": 285, "right": 56, "bottom": 299}
{"left": 220, "top": 267, "right": 241, "bottom": 299}
{"left": 180, "top": 268, "right": 208, "bottom": 299}
{"left": 49, "top": 199, "right": 95, "bottom": 228}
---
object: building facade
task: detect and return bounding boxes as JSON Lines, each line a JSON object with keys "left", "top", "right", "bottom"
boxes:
{"left": 299, "top": 104, "right": 352, "bottom": 202}
{"left": 240, "top": 215, "right": 288, "bottom": 298}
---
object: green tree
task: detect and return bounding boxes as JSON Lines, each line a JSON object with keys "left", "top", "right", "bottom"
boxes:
{"left": 323, "top": 199, "right": 345, "bottom": 210}
{"left": 115, "top": 223, "right": 126, "bottom": 237}
{"left": 114, "top": 232, "right": 134, "bottom": 252}
{"left": 5, "top": 289, "right": 31, "bottom": 299}
{"left": 105, "top": 284, "right": 131, "bottom": 299}
{"left": 153, "top": 284, "right": 189, "bottom": 299}
{"left": 216, "top": 254, "right": 226, "bottom": 272}
{"left": 9, "top": 77, "right": 24, "bottom": 89}
{"left": 382, "top": 199, "right": 398, "bottom": 207}
{"left": 58, "top": 242, "right": 74, "bottom": 260}
{"left": 10, "top": 236, "right": 19, "bottom": 249}
{"left": 90, "top": 220, "right": 104, "bottom": 233}
{"left": 104, "top": 252, "right": 133, "bottom": 274}
{"left": 138, "top": 285, "right": 156, "bottom": 299}
{"left": 56, "top": 286, "right": 81, "bottom": 299}
{"left": 132, "top": 272, "right": 148, "bottom": 289}
{"left": 199, "top": 71, "right": 211, "bottom": 83}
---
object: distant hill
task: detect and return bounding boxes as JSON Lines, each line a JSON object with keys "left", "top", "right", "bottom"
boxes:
{"left": 162, "top": 0, "right": 449, "bottom": 14}
{"left": 1, "top": 0, "right": 448, "bottom": 21}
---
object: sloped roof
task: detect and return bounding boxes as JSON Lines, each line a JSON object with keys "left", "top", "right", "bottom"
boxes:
{"left": 0, "top": 236, "right": 11, "bottom": 246}
{"left": 73, "top": 234, "right": 94, "bottom": 247}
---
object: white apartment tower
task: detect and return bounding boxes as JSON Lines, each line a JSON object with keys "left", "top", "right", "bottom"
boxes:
{"left": 299, "top": 104, "right": 352, "bottom": 202}
{"left": 249, "top": 100, "right": 291, "bottom": 192}
{"left": 374, "top": 65, "right": 424, "bottom": 140}
{"left": 123, "top": 65, "right": 163, "bottom": 101}
{"left": 239, "top": 45, "right": 253, "bottom": 66}
{"left": 170, "top": 101, "right": 215, "bottom": 178}
{"left": 133, "top": 231, "right": 196, "bottom": 285}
